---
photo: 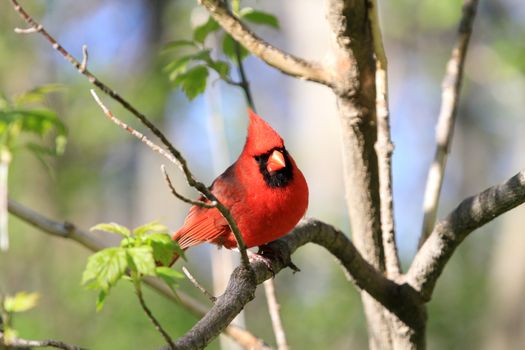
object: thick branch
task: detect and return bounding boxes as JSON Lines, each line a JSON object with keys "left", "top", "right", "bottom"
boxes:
{"left": 166, "top": 218, "right": 422, "bottom": 350}
{"left": 198, "top": 0, "right": 332, "bottom": 86}
{"left": 419, "top": 0, "right": 479, "bottom": 245}
{"left": 6, "top": 199, "right": 267, "bottom": 350}
{"left": 408, "top": 170, "right": 525, "bottom": 301}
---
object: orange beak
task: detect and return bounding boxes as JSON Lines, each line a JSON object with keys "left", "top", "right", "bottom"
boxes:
{"left": 266, "top": 150, "right": 286, "bottom": 173}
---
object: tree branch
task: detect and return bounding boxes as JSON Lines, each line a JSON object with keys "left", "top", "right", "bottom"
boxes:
{"left": 408, "top": 170, "right": 525, "bottom": 301}
{"left": 10, "top": 0, "right": 251, "bottom": 268}
{"left": 419, "top": 0, "right": 480, "bottom": 246}
{"left": 368, "top": 0, "right": 401, "bottom": 278}
{"left": 263, "top": 279, "right": 289, "bottom": 350}
{"left": 164, "top": 218, "right": 421, "bottom": 350}
{"left": 0, "top": 331, "right": 85, "bottom": 350}
{"left": 6, "top": 199, "right": 268, "bottom": 350}
{"left": 198, "top": 0, "right": 332, "bottom": 86}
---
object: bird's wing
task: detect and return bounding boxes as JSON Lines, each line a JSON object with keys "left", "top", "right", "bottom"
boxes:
{"left": 173, "top": 164, "right": 243, "bottom": 249}
{"left": 173, "top": 204, "right": 229, "bottom": 249}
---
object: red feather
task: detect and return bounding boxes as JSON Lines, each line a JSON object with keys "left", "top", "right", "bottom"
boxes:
{"left": 172, "top": 109, "right": 308, "bottom": 261}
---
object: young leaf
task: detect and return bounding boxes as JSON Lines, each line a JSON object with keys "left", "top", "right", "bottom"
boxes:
{"left": 193, "top": 17, "right": 220, "bottom": 43}
{"left": 173, "top": 65, "right": 209, "bottom": 100}
{"left": 96, "top": 290, "right": 108, "bottom": 312}
{"left": 208, "top": 60, "right": 231, "bottom": 78}
{"left": 162, "top": 40, "right": 198, "bottom": 53}
{"left": 127, "top": 246, "right": 156, "bottom": 277}
{"left": 222, "top": 35, "right": 250, "bottom": 62}
{"left": 3, "top": 292, "right": 40, "bottom": 313}
{"left": 133, "top": 221, "right": 169, "bottom": 238}
{"left": 2, "top": 328, "right": 18, "bottom": 345}
{"left": 240, "top": 8, "right": 280, "bottom": 29}
{"left": 81, "top": 247, "right": 128, "bottom": 291}
{"left": 90, "top": 222, "right": 131, "bottom": 237}
{"left": 146, "top": 233, "right": 177, "bottom": 266}
{"left": 14, "top": 84, "right": 65, "bottom": 106}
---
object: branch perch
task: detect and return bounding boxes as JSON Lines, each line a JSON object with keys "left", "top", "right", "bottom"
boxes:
{"left": 419, "top": 0, "right": 480, "bottom": 246}
{"left": 409, "top": 170, "right": 525, "bottom": 301}
{"left": 198, "top": 0, "right": 332, "bottom": 86}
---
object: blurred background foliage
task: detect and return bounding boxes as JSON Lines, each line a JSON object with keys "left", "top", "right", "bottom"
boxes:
{"left": 0, "top": 0, "right": 524, "bottom": 349}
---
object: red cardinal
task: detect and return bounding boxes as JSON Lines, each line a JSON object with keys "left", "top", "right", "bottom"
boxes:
{"left": 172, "top": 109, "right": 308, "bottom": 262}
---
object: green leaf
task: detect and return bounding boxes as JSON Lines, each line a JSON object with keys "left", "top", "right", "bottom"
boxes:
{"left": 208, "top": 60, "right": 231, "bottom": 78}
{"left": 162, "top": 40, "right": 198, "bottom": 53}
{"left": 240, "top": 8, "right": 280, "bottom": 29}
{"left": 127, "top": 246, "right": 156, "bottom": 276}
{"left": 222, "top": 35, "right": 250, "bottom": 62}
{"left": 14, "top": 84, "right": 65, "bottom": 106}
{"left": 193, "top": 17, "right": 220, "bottom": 43}
{"left": 146, "top": 233, "right": 178, "bottom": 266}
{"left": 133, "top": 221, "right": 169, "bottom": 238}
{"left": 156, "top": 266, "right": 184, "bottom": 293}
{"left": 3, "top": 328, "right": 18, "bottom": 345}
{"left": 81, "top": 247, "right": 128, "bottom": 292}
{"left": 96, "top": 290, "right": 108, "bottom": 312}
{"left": 90, "top": 222, "right": 131, "bottom": 237}
{"left": 173, "top": 65, "right": 209, "bottom": 100}
{"left": 4, "top": 292, "right": 40, "bottom": 313}
{"left": 164, "top": 50, "right": 213, "bottom": 81}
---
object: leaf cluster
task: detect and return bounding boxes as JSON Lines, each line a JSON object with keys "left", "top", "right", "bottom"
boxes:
{"left": 1, "top": 292, "right": 40, "bottom": 345}
{"left": 163, "top": 7, "right": 279, "bottom": 100}
{"left": 0, "top": 84, "right": 67, "bottom": 166}
{"left": 81, "top": 222, "right": 184, "bottom": 311}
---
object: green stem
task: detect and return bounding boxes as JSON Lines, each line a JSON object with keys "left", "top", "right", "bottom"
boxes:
{"left": 134, "top": 282, "right": 176, "bottom": 349}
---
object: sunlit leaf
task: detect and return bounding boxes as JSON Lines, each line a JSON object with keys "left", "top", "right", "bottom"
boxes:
{"left": 133, "top": 221, "right": 169, "bottom": 238}
{"left": 127, "top": 246, "right": 156, "bottom": 276}
{"left": 240, "top": 8, "right": 280, "bottom": 29}
{"left": 3, "top": 328, "right": 18, "bottom": 345}
{"left": 90, "top": 222, "right": 131, "bottom": 237}
{"left": 81, "top": 247, "right": 128, "bottom": 291}
{"left": 193, "top": 17, "right": 220, "bottom": 44}
{"left": 96, "top": 290, "right": 108, "bottom": 312}
{"left": 146, "top": 233, "right": 178, "bottom": 265}
{"left": 3, "top": 292, "right": 40, "bottom": 313}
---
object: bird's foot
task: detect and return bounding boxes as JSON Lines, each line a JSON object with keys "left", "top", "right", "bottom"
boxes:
{"left": 254, "top": 243, "right": 301, "bottom": 275}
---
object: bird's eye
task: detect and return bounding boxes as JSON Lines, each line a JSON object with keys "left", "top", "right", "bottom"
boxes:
{"left": 254, "top": 155, "right": 261, "bottom": 162}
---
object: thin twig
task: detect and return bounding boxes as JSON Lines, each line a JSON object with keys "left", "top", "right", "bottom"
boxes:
{"left": 80, "top": 44, "right": 88, "bottom": 73}
{"left": 182, "top": 266, "right": 217, "bottom": 303}
{"left": 135, "top": 283, "right": 176, "bottom": 349}
{"left": 161, "top": 165, "right": 217, "bottom": 208}
{"left": 90, "top": 90, "right": 178, "bottom": 164}
{"left": 419, "top": 0, "right": 479, "bottom": 247}
{"left": 263, "top": 280, "right": 289, "bottom": 350}
{"left": 198, "top": 0, "right": 332, "bottom": 86}
{"left": 10, "top": 0, "right": 250, "bottom": 268}
{"left": 7, "top": 199, "right": 269, "bottom": 350}
{"left": 0, "top": 331, "right": 85, "bottom": 350}
{"left": 368, "top": 0, "right": 401, "bottom": 278}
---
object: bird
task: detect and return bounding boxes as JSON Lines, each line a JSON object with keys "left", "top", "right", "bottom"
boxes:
{"left": 171, "top": 109, "right": 308, "bottom": 263}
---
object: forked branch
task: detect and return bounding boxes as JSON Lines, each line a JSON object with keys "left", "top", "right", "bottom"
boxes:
{"left": 409, "top": 170, "right": 525, "bottom": 301}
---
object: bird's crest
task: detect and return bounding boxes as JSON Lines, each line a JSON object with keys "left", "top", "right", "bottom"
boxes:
{"left": 244, "top": 108, "right": 284, "bottom": 156}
